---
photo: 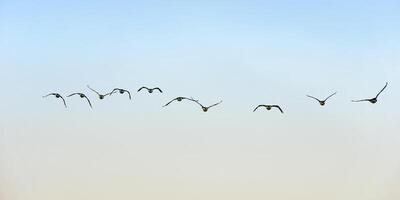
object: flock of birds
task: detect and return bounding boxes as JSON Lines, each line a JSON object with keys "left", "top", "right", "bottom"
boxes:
{"left": 43, "top": 82, "right": 389, "bottom": 113}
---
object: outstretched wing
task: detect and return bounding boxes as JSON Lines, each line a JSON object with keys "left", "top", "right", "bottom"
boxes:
{"left": 352, "top": 99, "right": 370, "bottom": 102}
{"left": 324, "top": 91, "right": 337, "bottom": 101}
{"left": 109, "top": 88, "right": 120, "bottom": 95}
{"left": 87, "top": 85, "right": 101, "bottom": 96}
{"left": 163, "top": 98, "right": 178, "bottom": 107}
{"left": 375, "top": 82, "right": 388, "bottom": 98}
{"left": 306, "top": 95, "right": 321, "bottom": 102}
{"left": 126, "top": 90, "right": 132, "bottom": 100}
{"left": 272, "top": 105, "right": 284, "bottom": 113}
{"left": 67, "top": 93, "right": 80, "bottom": 97}
{"left": 60, "top": 95, "right": 67, "bottom": 108}
{"left": 253, "top": 105, "right": 265, "bottom": 112}
{"left": 208, "top": 100, "right": 222, "bottom": 108}
{"left": 153, "top": 87, "right": 163, "bottom": 93}
{"left": 43, "top": 93, "right": 57, "bottom": 98}
{"left": 84, "top": 96, "right": 93, "bottom": 108}
{"left": 137, "top": 87, "right": 149, "bottom": 92}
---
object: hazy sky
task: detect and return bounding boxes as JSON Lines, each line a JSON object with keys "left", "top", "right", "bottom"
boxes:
{"left": 1, "top": 1, "right": 400, "bottom": 200}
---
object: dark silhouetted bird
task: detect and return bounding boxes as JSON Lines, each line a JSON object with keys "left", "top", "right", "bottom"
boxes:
{"left": 253, "top": 105, "right": 283, "bottom": 113}
{"left": 137, "top": 87, "right": 163, "bottom": 93}
{"left": 352, "top": 82, "right": 388, "bottom": 104}
{"left": 192, "top": 100, "right": 222, "bottom": 112}
{"left": 43, "top": 93, "right": 67, "bottom": 108}
{"left": 306, "top": 92, "right": 337, "bottom": 106}
{"left": 163, "top": 97, "right": 197, "bottom": 107}
{"left": 110, "top": 88, "right": 131, "bottom": 100}
{"left": 87, "top": 85, "right": 112, "bottom": 99}
{"left": 67, "top": 93, "right": 92, "bottom": 108}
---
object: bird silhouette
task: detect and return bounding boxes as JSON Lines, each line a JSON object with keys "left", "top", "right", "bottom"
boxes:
{"left": 253, "top": 105, "right": 283, "bottom": 113}
{"left": 306, "top": 92, "right": 337, "bottom": 106}
{"left": 67, "top": 93, "right": 92, "bottom": 108}
{"left": 43, "top": 93, "right": 67, "bottom": 108}
{"left": 137, "top": 86, "right": 163, "bottom": 93}
{"left": 192, "top": 100, "right": 222, "bottom": 112}
{"left": 352, "top": 82, "right": 388, "bottom": 104}
{"left": 87, "top": 85, "right": 113, "bottom": 99}
{"left": 163, "top": 96, "right": 197, "bottom": 107}
{"left": 110, "top": 88, "right": 131, "bottom": 100}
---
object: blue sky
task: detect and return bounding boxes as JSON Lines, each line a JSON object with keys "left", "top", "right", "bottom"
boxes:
{"left": 1, "top": 1, "right": 400, "bottom": 199}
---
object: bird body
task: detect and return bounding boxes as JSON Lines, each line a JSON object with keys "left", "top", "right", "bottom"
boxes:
{"left": 67, "top": 93, "right": 92, "bottom": 108}
{"left": 306, "top": 92, "right": 337, "bottom": 106}
{"left": 137, "top": 86, "right": 163, "bottom": 93}
{"left": 163, "top": 96, "right": 197, "bottom": 107}
{"left": 352, "top": 82, "right": 388, "bottom": 104}
{"left": 110, "top": 88, "right": 131, "bottom": 100}
{"left": 43, "top": 93, "right": 67, "bottom": 108}
{"left": 253, "top": 105, "right": 283, "bottom": 113}
{"left": 87, "top": 85, "right": 112, "bottom": 99}
{"left": 192, "top": 100, "right": 222, "bottom": 112}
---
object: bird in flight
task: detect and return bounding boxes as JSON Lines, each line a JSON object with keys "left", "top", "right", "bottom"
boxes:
{"left": 43, "top": 93, "right": 67, "bottom": 108}
{"left": 352, "top": 82, "right": 388, "bottom": 104}
{"left": 306, "top": 92, "right": 337, "bottom": 106}
{"left": 253, "top": 105, "right": 283, "bottom": 113}
{"left": 87, "top": 85, "right": 113, "bottom": 99}
{"left": 137, "top": 86, "right": 163, "bottom": 93}
{"left": 163, "top": 96, "right": 197, "bottom": 107}
{"left": 192, "top": 100, "right": 222, "bottom": 112}
{"left": 67, "top": 93, "right": 92, "bottom": 108}
{"left": 110, "top": 88, "right": 131, "bottom": 100}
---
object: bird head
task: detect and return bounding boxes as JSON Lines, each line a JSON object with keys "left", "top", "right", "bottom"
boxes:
{"left": 202, "top": 107, "right": 208, "bottom": 112}
{"left": 370, "top": 98, "right": 377, "bottom": 104}
{"left": 266, "top": 106, "right": 271, "bottom": 110}
{"left": 319, "top": 101, "right": 325, "bottom": 106}
{"left": 148, "top": 89, "right": 153, "bottom": 93}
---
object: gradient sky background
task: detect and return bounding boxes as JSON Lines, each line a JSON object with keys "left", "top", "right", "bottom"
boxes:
{"left": 1, "top": 0, "right": 400, "bottom": 199}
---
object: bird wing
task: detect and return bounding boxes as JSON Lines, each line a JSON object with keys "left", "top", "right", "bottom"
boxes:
{"left": 60, "top": 95, "right": 67, "bottom": 108}
{"left": 153, "top": 87, "right": 163, "bottom": 93}
{"left": 43, "top": 93, "right": 56, "bottom": 98}
{"left": 84, "top": 96, "right": 93, "bottom": 108}
{"left": 352, "top": 99, "right": 370, "bottom": 102}
{"left": 126, "top": 90, "right": 132, "bottom": 99}
{"left": 306, "top": 95, "right": 321, "bottom": 102}
{"left": 137, "top": 87, "right": 149, "bottom": 92}
{"left": 208, "top": 100, "right": 222, "bottom": 108}
{"left": 67, "top": 93, "right": 80, "bottom": 97}
{"left": 163, "top": 98, "right": 178, "bottom": 107}
{"left": 272, "top": 105, "right": 284, "bottom": 113}
{"left": 375, "top": 82, "right": 388, "bottom": 98}
{"left": 253, "top": 105, "right": 265, "bottom": 112}
{"left": 87, "top": 85, "right": 101, "bottom": 96}
{"left": 324, "top": 91, "right": 337, "bottom": 101}
{"left": 110, "top": 88, "right": 120, "bottom": 95}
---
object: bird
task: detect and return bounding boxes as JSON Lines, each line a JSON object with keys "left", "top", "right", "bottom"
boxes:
{"left": 137, "top": 86, "right": 163, "bottom": 93}
{"left": 67, "top": 93, "right": 92, "bottom": 108}
{"left": 110, "top": 88, "right": 131, "bottom": 100}
{"left": 163, "top": 96, "right": 197, "bottom": 107}
{"left": 192, "top": 100, "right": 222, "bottom": 112}
{"left": 253, "top": 105, "right": 283, "bottom": 113}
{"left": 87, "top": 85, "right": 113, "bottom": 99}
{"left": 306, "top": 92, "right": 337, "bottom": 106}
{"left": 352, "top": 82, "right": 388, "bottom": 104}
{"left": 43, "top": 93, "right": 67, "bottom": 108}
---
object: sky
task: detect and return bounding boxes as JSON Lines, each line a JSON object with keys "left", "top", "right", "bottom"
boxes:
{"left": 1, "top": 0, "right": 400, "bottom": 199}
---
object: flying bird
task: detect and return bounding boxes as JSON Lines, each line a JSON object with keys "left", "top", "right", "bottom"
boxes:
{"left": 67, "top": 93, "right": 92, "bottom": 108}
{"left": 192, "top": 100, "right": 222, "bottom": 112}
{"left": 352, "top": 82, "right": 388, "bottom": 104}
{"left": 163, "top": 96, "right": 197, "bottom": 107}
{"left": 137, "top": 86, "right": 163, "bottom": 93}
{"left": 87, "top": 85, "right": 112, "bottom": 99}
{"left": 43, "top": 93, "right": 67, "bottom": 108}
{"left": 110, "top": 88, "right": 131, "bottom": 100}
{"left": 306, "top": 92, "right": 337, "bottom": 106}
{"left": 253, "top": 105, "right": 283, "bottom": 113}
